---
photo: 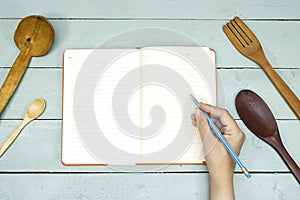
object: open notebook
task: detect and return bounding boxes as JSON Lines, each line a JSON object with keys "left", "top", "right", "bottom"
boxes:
{"left": 62, "top": 46, "right": 216, "bottom": 166}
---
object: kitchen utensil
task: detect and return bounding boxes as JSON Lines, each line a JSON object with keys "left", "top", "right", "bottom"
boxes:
{"left": 235, "top": 89, "right": 300, "bottom": 184}
{"left": 224, "top": 16, "right": 300, "bottom": 119}
{"left": 0, "top": 15, "right": 54, "bottom": 114}
{"left": 0, "top": 98, "right": 46, "bottom": 157}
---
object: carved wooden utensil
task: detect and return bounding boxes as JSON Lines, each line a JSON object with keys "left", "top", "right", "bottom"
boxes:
{"left": 0, "top": 15, "right": 54, "bottom": 114}
{"left": 236, "top": 90, "right": 300, "bottom": 184}
{"left": 0, "top": 98, "right": 46, "bottom": 157}
{"left": 224, "top": 16, "right": 300, "bottom": 119}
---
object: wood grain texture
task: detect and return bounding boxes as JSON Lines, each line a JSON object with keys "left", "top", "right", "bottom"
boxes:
{"left": 0, "top": 174, "right": 299, "bottom": 200}
{"left": 0, "top": 120, "right": 298, "bottom": 172}
{"left": 0, "top": 20, "right": 299, "bottom": 69}
{"left": 1, "top": 0, "right": 300, "bottom": 19}
{"left": 0, "top": 0, "right": 299, "bottom": 198}
{"left": 0, "top": 69, "right": 298, "bottom": 120}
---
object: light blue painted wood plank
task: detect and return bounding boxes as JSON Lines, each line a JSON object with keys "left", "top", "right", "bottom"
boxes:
{"left": 0, "top": 20, "right": 299, "bottom": 69}
{"left": 0, "top": 69, "right": 62, "bottom": 119}
{"left": 218, "top": 69, "right": 300, "bottom": 120}
{"left": 1, "top": 0, "right": 300, "bottom": 19}
{"left": 239, "top": 120, "right": 300, "bottom": 172}
{"left": 0, "top": 69, "right": 298, "bottom": 120}
{"left": 0, "top": 174, "right": 298, "bottom": 200}
{"left": 0, "top": 1, "right": 298, "bottom": 199}
{"left": 0, "top": 120, "right": 298, "bottom": 172}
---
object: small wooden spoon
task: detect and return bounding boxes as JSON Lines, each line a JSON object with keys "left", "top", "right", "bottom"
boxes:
{"left": 0, "top": 15, "right": 54, "bottom": 114}
{"left": 235, "top": 90, "right": 300, "bottom": 184}
{"left": 0, "top": 98, "right": 46, "bottom": 157}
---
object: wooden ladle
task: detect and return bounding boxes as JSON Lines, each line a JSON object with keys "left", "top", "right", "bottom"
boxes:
{"left": 0, "top": 15, "right": 54, "bottom": 114}
{"left": 235, "top": 90, "right": 300, "bottom": 184}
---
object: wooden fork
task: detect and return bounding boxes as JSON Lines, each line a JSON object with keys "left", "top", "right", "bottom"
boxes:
{"left": 223, "top": 16, "right": 300, "bottom": 119}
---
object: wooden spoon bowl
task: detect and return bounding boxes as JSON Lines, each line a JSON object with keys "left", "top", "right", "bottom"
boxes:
{"left": 0, "top": 99, "right": 46, "bottom": 157}
{"left": 236, "top": 90, "right": 300, "bottom": 184}
{"left": 14, "top": 15, "right": 54, "bottom": 56}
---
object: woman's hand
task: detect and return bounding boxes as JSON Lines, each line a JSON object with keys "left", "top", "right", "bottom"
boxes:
{"left": 191, "top": 103, "right": 246, "bottom": 200}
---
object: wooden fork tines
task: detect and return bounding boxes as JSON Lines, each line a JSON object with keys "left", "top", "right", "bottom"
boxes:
{"left": 223, "top": 16, "right": 300, "bottom": 119}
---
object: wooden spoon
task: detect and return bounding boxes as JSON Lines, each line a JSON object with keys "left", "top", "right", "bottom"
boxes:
{"left": 0, "top": 15, "right": 54, "bottom": 114}
{"left": 0, "top": 98, "right": 46, "bottom": 157}
{"left": 235, "top": 90, "right": 300, "bottom": 184}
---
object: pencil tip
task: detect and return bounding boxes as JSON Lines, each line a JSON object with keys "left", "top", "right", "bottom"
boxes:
{"left": 190, "top": 94, "right": 196, "bottom": 101}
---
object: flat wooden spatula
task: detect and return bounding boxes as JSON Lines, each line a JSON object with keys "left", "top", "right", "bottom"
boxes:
{"left": 0, "top": 15, "right": 54, "bottom": 114}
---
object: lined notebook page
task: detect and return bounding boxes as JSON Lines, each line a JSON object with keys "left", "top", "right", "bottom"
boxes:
{"left": 62, "top": 47, "right": 216, "bottom": 165}
{"left": 63, "top": 49, "right": 140, "bottom": 165}
{"left": 93, "top": 50, "right": 142, "bottom": 164}
{"left": 63, "top": 49, "right": 98, "bottom": 165}
{"left": 139, "top": 47, "right": 215, "bottom": 163}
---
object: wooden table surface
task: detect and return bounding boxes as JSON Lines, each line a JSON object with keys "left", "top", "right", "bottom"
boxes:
{"left": 0, "top": 0, "right": 299, "bottom": 199}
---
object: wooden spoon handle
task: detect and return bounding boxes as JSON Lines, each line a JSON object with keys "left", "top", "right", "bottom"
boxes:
{"left": 255, "top": 51, "right": 300, "bottom": 119}
{"left": 0, "top": 119, "right": 29, "bottom": 157}
{"left": 0, "top": 51, "right": 32, "bottom": 114}
{"left": 276, "top": 144, "right": 300, "bottom": 184}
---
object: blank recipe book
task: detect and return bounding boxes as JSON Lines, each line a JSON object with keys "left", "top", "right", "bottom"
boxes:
{"left": 62, "top": 46, "right": 216, "bottom": 166}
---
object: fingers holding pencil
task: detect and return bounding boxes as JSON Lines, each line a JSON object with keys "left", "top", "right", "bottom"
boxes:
{"left": 190, "top": 95, "right": 250, "bottom": 178}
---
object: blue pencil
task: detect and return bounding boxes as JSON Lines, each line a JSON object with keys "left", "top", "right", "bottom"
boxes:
{"left": 190, "top": 94, "right": 251, "bottom": 178}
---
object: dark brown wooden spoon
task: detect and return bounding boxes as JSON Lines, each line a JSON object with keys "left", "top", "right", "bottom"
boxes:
{"left": 0, "top": 15, "right": 54, "bottom": 114}
{"left": 236, "top": 89, "right": 300, "bottom": 184}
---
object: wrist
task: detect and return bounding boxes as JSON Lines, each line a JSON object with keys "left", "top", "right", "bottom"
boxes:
{"left": 209, "top": 169, "right": 234, "bottom": 185}
{"left": 208, "top": 165, "right": 235, "bottom": 178}
{"left": 209, "top": 171, "right": 235, "bottom": 200}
